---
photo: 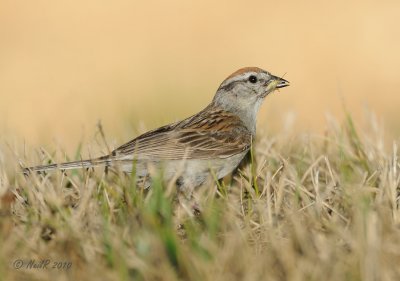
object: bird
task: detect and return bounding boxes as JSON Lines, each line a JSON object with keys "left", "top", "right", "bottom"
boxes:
{"left": 23, "top": 67, "right": 289, "bottom": 194}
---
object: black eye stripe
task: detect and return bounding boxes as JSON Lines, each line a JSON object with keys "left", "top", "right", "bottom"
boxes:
{"left": 219, "top": 80, "right": 240, "bottom": 91}
{"left": 219, "top": 74, "right": 259, "bottom": 91}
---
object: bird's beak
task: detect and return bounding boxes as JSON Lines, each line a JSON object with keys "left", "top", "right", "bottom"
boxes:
{"left": 264, "top": 75, "right": 290, "bottom": 93}
{"left": 273, "top": 76, "right": 290, "bottom": 88}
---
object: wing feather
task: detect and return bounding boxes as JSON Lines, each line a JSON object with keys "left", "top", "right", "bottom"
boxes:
{"left": 111, "top": 106, "right": 252, "bottom": 160}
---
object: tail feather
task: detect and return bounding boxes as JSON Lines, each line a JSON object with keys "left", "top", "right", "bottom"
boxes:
{"left": 23, "top": 156, "right": 111, "bottom": 175}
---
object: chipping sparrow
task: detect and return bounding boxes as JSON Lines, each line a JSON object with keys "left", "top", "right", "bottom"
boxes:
{"left": 24, "top": 67, "right": 289, "bottom": 193}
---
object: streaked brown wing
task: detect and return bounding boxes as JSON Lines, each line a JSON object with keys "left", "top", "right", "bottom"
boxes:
{"left": 111, "top": 106, "right": 252, "bottom": 160}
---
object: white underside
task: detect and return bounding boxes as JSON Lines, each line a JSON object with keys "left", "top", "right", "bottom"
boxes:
{"left": 114, "top": 151, "right": 248, "bottom": 191}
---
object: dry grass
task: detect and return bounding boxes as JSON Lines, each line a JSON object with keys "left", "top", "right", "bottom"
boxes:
{"left": 1, "top": 114, "right": 400, "bottom": 281}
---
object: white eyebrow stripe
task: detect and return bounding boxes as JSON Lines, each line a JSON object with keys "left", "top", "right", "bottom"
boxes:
{"left": 220, "top": 72, "right": 255, "bottom": 88}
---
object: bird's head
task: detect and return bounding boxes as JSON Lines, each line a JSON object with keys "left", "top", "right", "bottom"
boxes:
{"left": 212, "top": 67, "right": 289, "bottom": 131}
{"left": 214, "top": 67, "right": 289, "bottom": 104}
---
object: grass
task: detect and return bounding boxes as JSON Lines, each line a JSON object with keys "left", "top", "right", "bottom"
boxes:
{"left": 0, "top": 114, "right": 400, "bottom": 281}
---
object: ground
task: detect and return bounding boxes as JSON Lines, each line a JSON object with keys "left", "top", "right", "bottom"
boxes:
{"left": 0, "top": 113, "right": 399, "bottom": 281}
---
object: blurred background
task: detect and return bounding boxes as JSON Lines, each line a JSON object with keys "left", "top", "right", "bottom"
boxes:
{"left": 1, "top": 0, "right": 399, "bottom": 154}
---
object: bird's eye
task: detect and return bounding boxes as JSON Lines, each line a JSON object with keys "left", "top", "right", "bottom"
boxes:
{"left": 249, "top": 75, "right": 258, "bottom": 83}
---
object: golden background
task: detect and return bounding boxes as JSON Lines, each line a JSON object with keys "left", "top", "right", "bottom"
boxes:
{"left": 1, "top": 0, "right": 399, "bottom": 153}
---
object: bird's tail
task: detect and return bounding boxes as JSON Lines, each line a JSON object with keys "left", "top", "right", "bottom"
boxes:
{"left": 22, "top": 156, "right": 111, "bottom": 175}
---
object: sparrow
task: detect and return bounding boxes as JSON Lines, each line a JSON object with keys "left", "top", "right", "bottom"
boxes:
{"left": 23, "top": 67, "right": 289, "bottom": 193}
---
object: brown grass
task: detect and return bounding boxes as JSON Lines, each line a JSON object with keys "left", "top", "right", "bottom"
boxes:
{"left": 1, "top": 114, "right": 400, "bottom": 281}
